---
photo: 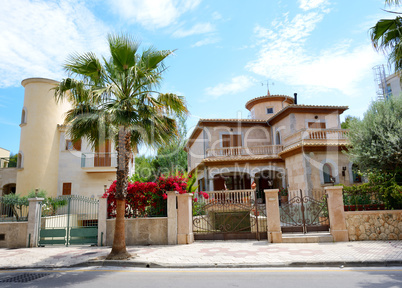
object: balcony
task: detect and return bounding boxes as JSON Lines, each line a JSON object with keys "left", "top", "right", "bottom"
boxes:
{"left": 206, "top": 145, "right": 283, "bottom": 158}
{"left": 284, "top": 129, "right": 349, "bottom": 148}
{"left": 81, "top": 152, "right": 117, "bottom": 173}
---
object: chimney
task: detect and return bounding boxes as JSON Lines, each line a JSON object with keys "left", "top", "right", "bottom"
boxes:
{"left": 294, "top": 93, "right": 297, "bottom": 105}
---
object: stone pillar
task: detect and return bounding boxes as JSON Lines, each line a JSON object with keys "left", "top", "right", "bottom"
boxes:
{"left": 97, "top": 196, "right": 107, "bottom": 246}
{"left": 209, "top": 179, "right": 214, "bottom": 191}
{"left": 167, "top": 191, "right": 178, "bottom": 245}
{"left": 177, "top": 193, "right": 194, "bottom": 244}
{"left": 325, "top": 186, "right": 349, "bottom": 242}
{"left": 264, "top": 189, "right": 282, "bottom": 243}
{"left": 26, "top": 198, "right": 44, "bottom": 247}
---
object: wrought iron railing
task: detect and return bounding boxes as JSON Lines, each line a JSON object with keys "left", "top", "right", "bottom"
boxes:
{"left": 342, "top": 190, "right": 399, "bottom": 211}
{"left": 81, "top": 152, "right": 117, "bottom": 168}
{"left": 0, "top": 196, "right": 29, "bottom": 222}
{"left": 206, "top": 145, "right": 283, "bottom": 158}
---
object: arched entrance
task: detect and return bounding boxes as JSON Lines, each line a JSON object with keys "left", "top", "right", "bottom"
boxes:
{"left": 2, "top": 183, "right": 16, "bottom": 195}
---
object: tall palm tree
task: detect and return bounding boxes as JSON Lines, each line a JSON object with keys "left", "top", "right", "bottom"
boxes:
{"left": 54, "top": 34, "right": 188, "bottom": 259}
{"left": 370, "top": 1, "right": 402, "bottom": 73}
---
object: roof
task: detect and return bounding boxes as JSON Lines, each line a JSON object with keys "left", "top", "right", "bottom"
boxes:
{"left": 266, "top": 104, "right": 349, "bottom": 125}
{"left": 245, "top": 94, "right": 294, "bottom": 110}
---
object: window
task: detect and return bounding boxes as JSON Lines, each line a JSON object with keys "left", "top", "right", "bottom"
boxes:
{"left": 323, "top": 163, "right": 332, "bottom": 183}
{"left": 66, "top": 139, "right": 81, "bottom": 151}
{"left": 221, "top": 134, "right": 242, "bottom": 147}
{"left": 266, "top": 107, "right": 274, "bottom": 114}
{"left": 20, "top": 107, "right": 27, "bottom": 125}
{"left": 62, "top": 183, "right": 71, "bottom": 195}
{"left": 308, "top": 122, "right": 326, "bottom": 129}
{"left": 387, "top": 84, "right": 392, "bottom": 99}
{"left": 17, "top": 152, "right": 23, "bottom": 169}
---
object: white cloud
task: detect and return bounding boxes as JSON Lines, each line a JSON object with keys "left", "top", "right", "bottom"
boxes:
{"left": 0, "top": 0, "right": 109, "bottom": 88}
{"left": 172, "top": 22, "right": 214, "bottom": 38}
{"left": 205, "top": 76, "right": 256, "bottom": 97}
{"left": 191, "top": 36, "right": 219, "bottom": 47}
{"left": 299, "top": 0, "right": 329, "bottom": 11}
{"left": 246, "top": 9, "right": 383, "bottom": 97}
{"left": 108, "top": 0, "right": 201, "bottom": 29}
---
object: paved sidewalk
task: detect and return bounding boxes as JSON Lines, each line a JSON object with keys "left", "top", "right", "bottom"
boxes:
{"left": 0, "top": 241, "right": 401, "bottom": 269}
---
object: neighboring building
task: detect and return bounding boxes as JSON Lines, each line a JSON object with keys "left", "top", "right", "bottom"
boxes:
{"left": 385, "top": 72, "right": 402, "bottom": 99}
{"left": 185, "top": 94, "right": 358, "bottom": 195}
{"left": 0, "top": 147, "right": 17, "bottom": 195}
{"left": 0, "top": 78, "right": 133, "bottom": 198}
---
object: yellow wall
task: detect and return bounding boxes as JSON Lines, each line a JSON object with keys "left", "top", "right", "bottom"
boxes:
{"left": 16, "top": 78, "right": 72, "bottom": 197}
{"left": 252, "top": 100, "right": 292, "bottom": 120}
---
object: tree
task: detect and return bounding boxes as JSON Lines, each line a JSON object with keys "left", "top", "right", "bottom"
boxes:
{"left": 370, "top": 1, "right": 402, "bottom": 73}
{"left": 54, "top": 34, "right": 188, "bottom": 259}
{"left": 346, "top": 96, "right": 402, "bottom": 176}
{"left": 341, "top": 115, "right": 358, "bottom": 129}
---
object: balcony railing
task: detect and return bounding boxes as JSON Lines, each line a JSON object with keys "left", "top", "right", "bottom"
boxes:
{"left": 81, "top": 152, "right": 117, "bottom": 168}
{"left": 284, "top": 129, "right": 349, "bottom": 147}
{"left": 198, "top": 190, "right": 254, "bottom": 205}
{"left": 206, "top": 145, "right": 283, "bottom": 158}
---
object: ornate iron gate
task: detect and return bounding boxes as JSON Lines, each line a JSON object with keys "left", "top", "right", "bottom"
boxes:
{"left": 192, "top": 190, "right": 267, "bottom": 240}
{"left": 38, "top": 195, "right": 98, "bottom": 246}
{"left": 280, "top": 189, "right": 329, "bottom": 233}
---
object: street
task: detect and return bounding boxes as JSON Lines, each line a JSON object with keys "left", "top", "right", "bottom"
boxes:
{"left": 0, "top": 267, "right": 401, "bottom": 288}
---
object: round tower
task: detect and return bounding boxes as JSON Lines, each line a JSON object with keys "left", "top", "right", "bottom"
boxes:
{"left": 16, "top": 78, "right": 72, "bottom": 197}
{"left": 245, "top": 95, "right": 294, "bottom": 120}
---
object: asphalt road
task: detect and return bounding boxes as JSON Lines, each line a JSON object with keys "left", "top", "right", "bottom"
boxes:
{"left": 0, "top": 267, "right": 401, "bottom": 288}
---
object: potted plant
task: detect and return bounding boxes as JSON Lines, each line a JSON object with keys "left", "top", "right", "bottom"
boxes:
{"left": 279, "top": 187, "right": 288, "bottom": 203}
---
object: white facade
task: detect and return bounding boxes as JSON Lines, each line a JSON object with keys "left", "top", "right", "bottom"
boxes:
{"left": 386, "top": 72, "right": 402, "bottom": 99}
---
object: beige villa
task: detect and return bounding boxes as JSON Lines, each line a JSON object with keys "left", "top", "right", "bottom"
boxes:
{"left": 0, "top": 78, "right": 134, "bottom": 198}
{"left": 185, "top": 94, "right": 359, "bottom": 196}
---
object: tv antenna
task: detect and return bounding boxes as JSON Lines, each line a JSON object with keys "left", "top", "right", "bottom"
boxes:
{"left": 261, "top": 80, "right": 274, "bottom": 96}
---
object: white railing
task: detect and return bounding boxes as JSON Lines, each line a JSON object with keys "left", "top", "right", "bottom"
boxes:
{"left": 81, "top": 152, "right": 117, "bottom": 168}
{"left": 206, "top": 145, "right": 283, "bottom": 158}
{"left": 284, "top": 129, "right": 349, "bottom": 147}
{"left": 198, "top": 190, "right": 254, "bottom": 205}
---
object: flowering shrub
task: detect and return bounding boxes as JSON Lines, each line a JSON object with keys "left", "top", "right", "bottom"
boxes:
{"left": 199, "top": 191, "right": 209, "bottom": 199}
{"left": 104, "top": 173, "right": 191, "bottom": 218}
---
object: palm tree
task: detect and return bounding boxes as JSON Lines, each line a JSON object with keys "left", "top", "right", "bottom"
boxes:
{"left": 370, "top": 1, "right": 402, "bottom": 73}
{"left": 54, "top": 34, "right": 188, "bottom": 259}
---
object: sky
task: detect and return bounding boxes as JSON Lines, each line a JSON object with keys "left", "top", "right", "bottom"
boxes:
{"left": 0, "top": 0, "right": 398, "bottom": 155}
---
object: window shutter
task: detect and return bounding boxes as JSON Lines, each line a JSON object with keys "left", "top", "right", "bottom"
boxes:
{"left": 62, "top": 183, "right": 72, "bottom": 195}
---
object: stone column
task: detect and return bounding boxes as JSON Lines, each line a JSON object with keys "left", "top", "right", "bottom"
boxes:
{"left": 167, "top": 191, "right": 178, "bottom": 245}
{"left": 26, "top": 198, "right": 44, "bottom": 247}
{"left": 209, "top": 179, "right": 214, "bottom": 191}
{"left": 325, "top": 186, "right": 349, "bottom": 242}
{"left": 97, "top": 196, "right": 107, "bottom": 246}
{"left": 264, "top": 189, "right": 282, "bottom": 243}
{"left": 177, "top": 193, "right": 194, "bottom": 244}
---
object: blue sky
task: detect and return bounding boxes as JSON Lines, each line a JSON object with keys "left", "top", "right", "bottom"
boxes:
{"left": 0, "top": 0, "right": 397, "bottom": 155}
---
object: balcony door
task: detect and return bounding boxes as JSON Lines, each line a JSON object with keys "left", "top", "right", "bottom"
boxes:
{"left": 95, "top": 140, "right": 111, "bottom": 167}
{"left": 222, "top": 134, "right": 242, "bottom": 147}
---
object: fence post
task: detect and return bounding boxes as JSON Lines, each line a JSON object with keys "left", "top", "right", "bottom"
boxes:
{"left": 98, "top": 196, "right": 107, "bottom": 246}
{"left": 325, "top": 186, "right": 349, "bottom": 242}
{"left": 264, "top": 189, "right": 282, "bottom": 243}
{"left": 167, "top": 191, "right": 178, "bottom": 245}
{"left": 26, "top": 198, "right": 44, "bottom": 248}
{"left": 177, "top": 193, "right": 194, "bottom": 244}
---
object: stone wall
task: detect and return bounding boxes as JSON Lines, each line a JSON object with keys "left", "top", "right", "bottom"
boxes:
{"left": 0, "top": 222, "right": 28, "bottom": 248}
{"left": 106, "top": 218, "right": 168, "bottom": 245}
{"left": 345, "top": 210, "right": 402, "bottom": 241}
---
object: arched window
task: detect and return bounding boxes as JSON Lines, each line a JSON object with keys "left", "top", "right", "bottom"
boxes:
{"left": 17, "top": 152, "right": 23, "bottom": 169}
{"left": 276, "top": 131, "right": 281, "bottom": 145}
{"left": 323, "top": 163, "right": 332, "bottom": 183}
{"left": 20, "top": 107, "right": 27, "bottom": 125}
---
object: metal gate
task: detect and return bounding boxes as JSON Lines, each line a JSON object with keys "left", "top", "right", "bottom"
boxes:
{"left": 38, "top": 195, "right": 99, "bottom": 246}
{"left": 280, "top": 189, "right": 329, "bottom": 233}
{"left": 192, "top": 190, "right": 267, "bottom": 240}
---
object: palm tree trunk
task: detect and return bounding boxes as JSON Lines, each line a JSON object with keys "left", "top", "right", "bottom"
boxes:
{"left": 106, "top": 126, "right": 131, "bottom": 260}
